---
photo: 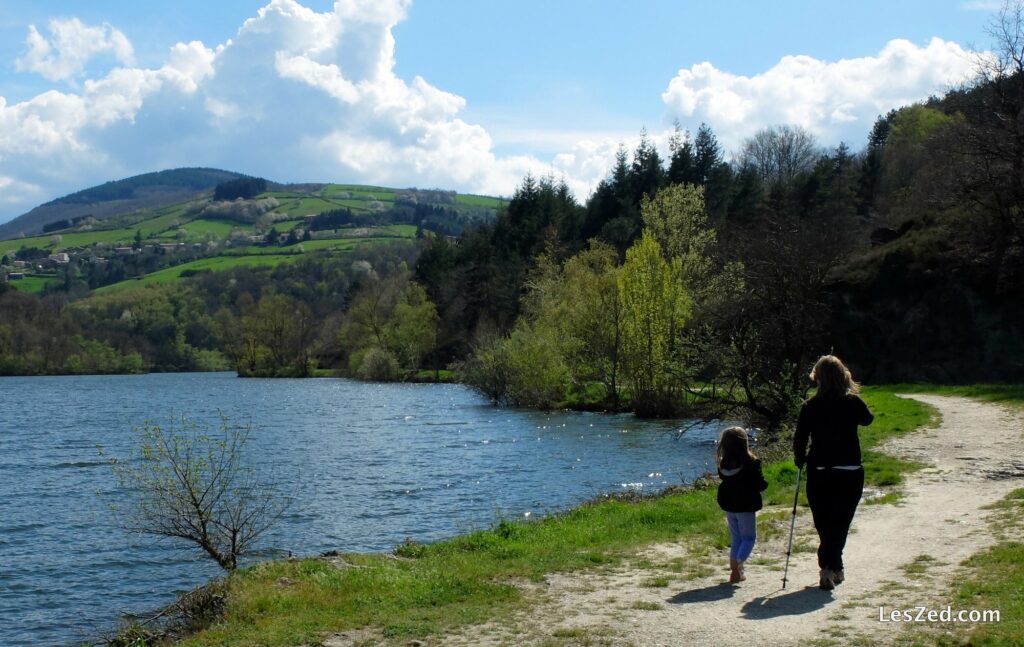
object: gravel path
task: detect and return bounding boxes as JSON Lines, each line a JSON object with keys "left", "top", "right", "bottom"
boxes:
{"left": 431, "top": 394, "right": 1024, "bottom": 647}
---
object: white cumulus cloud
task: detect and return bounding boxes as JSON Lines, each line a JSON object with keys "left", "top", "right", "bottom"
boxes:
{"left": 662, "top": 37, "right": 979, "bottom": 152}
{"left": 0, "top": 1, "right": 585, "bottom": 222}
{"left": 15, "top": 17, "right": 134, "bottom": 82}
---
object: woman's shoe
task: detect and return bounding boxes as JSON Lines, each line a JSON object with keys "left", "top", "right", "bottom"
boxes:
{"left": 819, "top": 568, "right": 835, "bottom": 590}
{"left": 729, "top": 559, "right": 742, "bottom": 584}
{"left": 738, "top": 561, "right": 746, "bottom": 582}
{"left": 833, "top": 569, "right": 845, "bottom": 585}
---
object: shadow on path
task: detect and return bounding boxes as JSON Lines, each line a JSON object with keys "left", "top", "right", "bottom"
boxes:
{"left": 741, "top": 586, "right": 833, "bottom": 619}
{"left": 667, "top": 582, "right": 737, "bottom": 604}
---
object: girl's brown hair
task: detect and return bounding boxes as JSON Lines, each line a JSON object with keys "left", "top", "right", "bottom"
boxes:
{"left": 717, "top": 426, "right": 756, "bottom": 468}
{"left": 810, "top": 354, "right": 859, "bottom": 398}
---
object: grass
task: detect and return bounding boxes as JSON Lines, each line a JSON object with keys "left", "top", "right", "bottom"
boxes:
{"left": 888, "top": 383, "right": 1024, "bottom": 407}
{"left": 94, "top": 254, "right": 302, "bottom": 294}
{"left": 456, "top": 193, "right": 503, "bottom": 208}
{"left": 899, "top": 554, "right": 940, "bottom": 577}
{"left": 177, "top": 488, "right": 725, "bottom": 646}
{"left": 166, "top": 387, "right": 938, "bottom": 646}
{"left": 7, "top": 275, "right": 56, "bottom": 293}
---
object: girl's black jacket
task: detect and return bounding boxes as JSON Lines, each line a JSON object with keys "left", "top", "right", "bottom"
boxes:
{"left": 717, "top": 459, "right": 769, "bottom": 513}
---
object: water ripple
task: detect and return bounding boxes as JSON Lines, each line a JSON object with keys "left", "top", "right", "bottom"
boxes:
{"left": 0, "top": 372, "right": 718, "bottom": 646}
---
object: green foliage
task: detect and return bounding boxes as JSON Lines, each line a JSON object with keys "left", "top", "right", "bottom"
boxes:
{"left": 236, "top": 293, "right": 316, "bottom": 377}
{"left": 64, "top": 336, "right": 145, "bottom": 374}
{"left": 887, "top": 105, "right": 952, "bottom": 148}
{"left": 618, "top": 232, "right": 690, "bottom": 416}
{"left": 338, "top": 271, "right": 439, "bottom": 379}
{"left": 353, "top": 347, "right": 400, "bottom": 381}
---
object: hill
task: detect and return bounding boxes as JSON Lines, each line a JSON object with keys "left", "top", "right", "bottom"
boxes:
{"left": 0, "top": 173, "right": 502, "bottom": 296}
{"left": 0, "top": 168, "right": 246, "bottom": 239}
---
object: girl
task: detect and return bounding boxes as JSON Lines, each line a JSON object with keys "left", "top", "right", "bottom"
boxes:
{"left": 794, "top": 354, "right": 874, "bottom": 590}
{"left": 717, "top": 426, "right": 768, "bottom": 584}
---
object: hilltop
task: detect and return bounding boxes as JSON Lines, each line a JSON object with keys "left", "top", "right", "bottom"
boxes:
{"left": 0, "top": 168, "right": 246, "bottom": 240}
{"left": 0, "top": 171, "right": 502, "bottom": 296}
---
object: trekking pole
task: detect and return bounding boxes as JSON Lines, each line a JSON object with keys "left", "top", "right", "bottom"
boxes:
{"left": 781, "top": 467, "right": 802, "bottom": 590}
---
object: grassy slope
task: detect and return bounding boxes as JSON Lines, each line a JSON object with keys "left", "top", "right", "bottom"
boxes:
{"left": 173, "top": 387, "right": 935, "bottom": 646}
{"left": 0, "top": 183, "right": 490, "bottom": 252}
{"left": 72, "top": 224, "right": 417, "bottom": 294}
{"left": 8, "top": 275, "right": 55, "bottom": 293}
{"left": 92, "top": 255, "right": 301, "bottom": 294}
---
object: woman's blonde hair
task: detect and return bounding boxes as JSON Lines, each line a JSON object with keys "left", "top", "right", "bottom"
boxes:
{"left": 810, "top": 354, "right": 859, "bottom": 398}
{"left": 717, "top": 426, "right": 756, "bottom": 467}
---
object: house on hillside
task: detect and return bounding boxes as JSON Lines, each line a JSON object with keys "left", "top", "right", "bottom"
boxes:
{"left": 9, "top": 272, "right": 25, "bottom": 280}
{"left": 48, "top": 252, "right": 70, "bottom": 264}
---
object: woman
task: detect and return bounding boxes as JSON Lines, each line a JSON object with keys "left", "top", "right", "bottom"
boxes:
{"left": 794, "top": 354, "right": 874, "bottom": 590}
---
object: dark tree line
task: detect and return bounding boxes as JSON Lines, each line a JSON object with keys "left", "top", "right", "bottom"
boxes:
{"left": 213, "top": 177, "right": 268, "bottom": 201}
{"left": 417, "top": 6, "right": 1024, "bottom": 425}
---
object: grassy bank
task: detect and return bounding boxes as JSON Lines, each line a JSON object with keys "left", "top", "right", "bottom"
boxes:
{"left": 886, "top": 383, "right": 1024, "bottom": 407}
{"left": 154, "top": 386, "right": 939, "bottom": 646}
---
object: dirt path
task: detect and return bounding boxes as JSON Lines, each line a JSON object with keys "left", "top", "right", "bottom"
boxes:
{"left": 434, "top": 394, "right": 1024, "bottom": 647}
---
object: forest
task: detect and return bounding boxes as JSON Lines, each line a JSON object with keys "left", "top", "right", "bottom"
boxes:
{"left": 1, "top": 23, "right": 1022, "bottom": 432}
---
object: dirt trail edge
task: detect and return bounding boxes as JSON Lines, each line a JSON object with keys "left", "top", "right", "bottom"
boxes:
{"left": 431, "top": 394, "right": 1024, "bottom": 647}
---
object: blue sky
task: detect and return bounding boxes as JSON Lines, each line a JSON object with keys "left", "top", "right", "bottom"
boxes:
{"left": 0, "top": 0, "right": 1005, "bottom": 223}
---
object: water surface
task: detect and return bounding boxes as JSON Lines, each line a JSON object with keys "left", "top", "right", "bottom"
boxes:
{"left": 0, "top": 373, "right": 721, "bottom": 645}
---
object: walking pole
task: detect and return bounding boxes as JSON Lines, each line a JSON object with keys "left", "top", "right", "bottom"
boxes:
{"left": 781, "top": 467, "right": 802, "bottom": 590}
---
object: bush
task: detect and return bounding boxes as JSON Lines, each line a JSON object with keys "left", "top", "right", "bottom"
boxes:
{"left": 354, "top": 347, "right": 400, "bottom": 381}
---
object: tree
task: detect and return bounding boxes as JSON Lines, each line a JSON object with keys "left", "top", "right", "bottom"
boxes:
{"left": 630, "top": 128, "right": 665, "bottom": 203}
{"left": 339, "top": 271, "right": 439, "bottom": 377}
{"left": 947, "top": 0, "right": 1024, "bottom": 244}
{"left": 110, "top": 416, "right": 288, "bottom": 571}
{"left": 737, "top": 125, "right": 819, "bottom": 189}
{"left": 559, "top": 243, "right": 625, "bottom": 406}
{"left": 238, "top": 293, "right": 316, "bottom": 376}
{"left": 667, "top": 122, "right": 695, "bottom": 186}
{"left": 693, "top": 123, "right": 723, "bottom": 186}
{"left": 385, "top": 281, "right": 439, "bottom": 371}
{"left": 618, "top": 232, "right": 691, "bottom": 416}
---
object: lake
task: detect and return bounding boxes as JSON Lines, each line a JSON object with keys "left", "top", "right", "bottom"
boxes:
{"left": 0, "top": 372, "right": 722, "bottom": 646}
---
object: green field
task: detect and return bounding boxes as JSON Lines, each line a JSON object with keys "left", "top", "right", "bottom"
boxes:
{"left": 456, "top": 193, "right": 504, "bottom": 208}
{"left": 93, "top": 254, "right": 301, "bottom": 294}
{"left": 3, "top": 227, "right": 138, "bottom": 252}
{"left": 171, "top": 218, "right": 238, "bottom": 239}
{"left": 7, "top": 275, "right": 56, "bottom": 293}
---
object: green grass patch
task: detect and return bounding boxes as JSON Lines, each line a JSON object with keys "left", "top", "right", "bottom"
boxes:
{"left": 456, "top": 193, "right": 503, "bottom": 208}
{"left": 5, "top": 227, "right": 139, "bottom": 250}
{"left": 94, "top": 254, "right": 302, "bottom": 294}
{"left": 630, "top": 600, "right": 663, "bottom": 611}
{"left": 7, "top": 275, "right": 56, "bottom": 293}
{"left": 900, "top": 554, "right": 939, "bottom": 577}
{"left": 177, "top": 487, "right": 723, "bottom": 646}
{"left": 178, "top": 218, "right": 239, "bottom": 238}
{"left": 888, "top": 383, "right": 1024, "bottom": 407}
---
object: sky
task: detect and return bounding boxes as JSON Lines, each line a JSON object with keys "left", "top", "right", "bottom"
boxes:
{"left": 0, "top": 0, "right": 1008, "bottom": 223}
